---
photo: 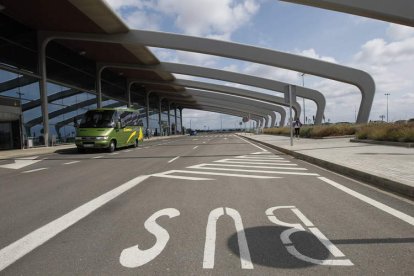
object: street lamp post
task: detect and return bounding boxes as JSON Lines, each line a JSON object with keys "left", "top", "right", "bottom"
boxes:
{"left": 385, "top": 93, "right": 390, "bottom": 122}
{"left": 300, "top": 73, "right": 306, "bottom": 124}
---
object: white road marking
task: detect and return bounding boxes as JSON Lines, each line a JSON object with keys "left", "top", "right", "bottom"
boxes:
{"left": 21, "top": 168, "right": 48, "bottom": 174}
{"left": 0, "top": 156, "right": 41, "bottom": 170}
{"left": 215, "top": 159, "right": 291, "bottom": 164}
{"left": 251, "top": 152, "right": 271, "bottom": 155}
{"left": 109, "top": 152, "right": 119, "bottom": 155}
{"left": 92, "top": 156, "right": 104, "bottom": 159}
{"left": 168, "top": 156, "right": 180, "bottom": 163}
{"left": 120, "top": 208, "right": 180, "bottom": 268}
{"left": 152, "top": 173, "right": 213, "bottom": 181}
{"left": 0, "top": 175, "right": 150, "bottom": 271}
{"left": 199, "top": 163, "right": 306, "bottom": 170}
{"left": 235, "top": 156, "right": 285, "bottom": 160}
{"left": 237, "top": 136, "right": 267, "bottom": 152}
{"left": 193, "top": 146, "right": 199, "bottom": 149}
{"left": 63, "top": 161, "right": 80, "bottom": 165}
{"left": 163, "top": 170, "right": 280, "bottom": 179}
{"left": 203, "top": 208, "right": 253, "bottom": 269}
{"left": 319, "top": 177, "right": 414, "bottom": 226}
{"left": 187, "top": 164, "right": 318, "bottom": 176}
{"left": 124, "top": 150, "right": 132, "bottom": 152}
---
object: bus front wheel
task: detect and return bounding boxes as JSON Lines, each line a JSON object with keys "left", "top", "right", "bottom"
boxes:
{"left": 108, "top": 140, "right": 116, "bottom": 153}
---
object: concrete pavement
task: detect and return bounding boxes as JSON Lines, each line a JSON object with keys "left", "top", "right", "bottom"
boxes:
{"left": 0, "top": 135, "right": 182, "bottom": 159}
{"left": 238, "top": 133, "right": 414, "bottom": 199}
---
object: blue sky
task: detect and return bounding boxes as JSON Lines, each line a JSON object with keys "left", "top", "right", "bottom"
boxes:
{"left": 105, "top": 0, "right": 414, "bottom": 129}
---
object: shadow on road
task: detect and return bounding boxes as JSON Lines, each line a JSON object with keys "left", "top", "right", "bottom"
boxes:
{"left": 227, "top": 226, "right": 328, "bottom": 269}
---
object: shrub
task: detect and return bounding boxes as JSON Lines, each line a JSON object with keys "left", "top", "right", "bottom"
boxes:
{"left": 263, "top": 123, "right": 414, "bottom": 142}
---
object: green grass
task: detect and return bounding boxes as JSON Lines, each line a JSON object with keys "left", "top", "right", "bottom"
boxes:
{"left": 263, "top": 123, "right": 414, "bottom": 142}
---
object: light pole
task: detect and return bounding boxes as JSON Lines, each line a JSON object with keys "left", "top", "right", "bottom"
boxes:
{"left": 300, "top": 73, "right": 306, "bottom": 124}
{"left": 385, "top": 93, "right": 390, "bottom": 122}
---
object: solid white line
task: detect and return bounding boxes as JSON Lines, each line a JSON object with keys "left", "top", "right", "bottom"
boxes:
{"left": 193, "top": 146, "right": 199, "bottom": 149}
{"left": 152, "top": 173, "right": 213, "bottom": 181}
{"left": 235, "top": 157, "right": 285, "bottom": 161}
{"left": 92, "top": 156, "right": 104, "bottom": 159}
{"left": 318, "top": 177, "right": 414, "bottom": 226}
{"left": 168, "top": 156, "right": 180, "bottom": 163}
{"left": 0, "top": 175, "right": 150, "bottom": 271}
{"left": 236, "top": 156, "right": 284, "bottom": 160}
{"left": 237, "top": 136, "right": 267, "bottom": 152}
{"left": 21, "top": 168, "right": 47, "bottom": 174}
{"left": 171, "top": 170, "right": 280, "bottom": 179}
{"left": 200, "top": 163, "right": 306, "bottom": 170}
{"left": 216, "top": 159, "right": 291, "bottom": 164}
{"left": 63, "top": 161, "right": 80, "bottom": 165}
{"left": 187, "top": 165, "right": 318, "bottom": 176}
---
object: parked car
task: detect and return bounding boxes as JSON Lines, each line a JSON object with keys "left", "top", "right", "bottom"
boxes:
{"left": 190, "top": 130, "right": 197, "bottom": 136}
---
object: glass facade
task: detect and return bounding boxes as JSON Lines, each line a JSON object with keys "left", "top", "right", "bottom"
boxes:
{"left": 0, "top": 13, "right": 182, "bottom": 149}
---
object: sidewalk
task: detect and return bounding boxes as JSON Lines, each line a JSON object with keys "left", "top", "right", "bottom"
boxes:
{"left": 238, "top": 133, "right": 414, "bottom": 199}
{"left": 0, "top": 135, "right": 184, "bottom": 159}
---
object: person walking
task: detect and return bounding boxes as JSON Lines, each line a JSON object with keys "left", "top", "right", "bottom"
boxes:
{"left": 293, "top": 118, "right": 302, "bottom": 139}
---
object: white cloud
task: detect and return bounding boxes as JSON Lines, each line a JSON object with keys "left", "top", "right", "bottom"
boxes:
{"left": 156, "top": 0, "right": 259, "bottom": 39}
{"left": 106, "top": 0, "right": 260, "bottom": 41}
{"left": 297, "top": 48, "right": 337, "bottom": 64}
{"left": 386, "top": 24, "right": 414, "bottom": 41}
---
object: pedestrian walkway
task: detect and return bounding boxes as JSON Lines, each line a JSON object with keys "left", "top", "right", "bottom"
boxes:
{"left": 238, "top": 133, "right": 414, "bottom": 198}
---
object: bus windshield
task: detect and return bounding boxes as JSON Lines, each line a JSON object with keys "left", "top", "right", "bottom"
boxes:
{"left": 79, "top": 110, "right": 116, "bottom": 128}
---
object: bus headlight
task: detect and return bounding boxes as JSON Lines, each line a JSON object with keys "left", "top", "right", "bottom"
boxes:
{"left": 95, "top": 136, "right": 108, "bottom": 140}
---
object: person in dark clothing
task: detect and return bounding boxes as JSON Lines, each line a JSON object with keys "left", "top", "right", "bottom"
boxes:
{"left": 293, "top": 118, "right": 302, "bottom": 138}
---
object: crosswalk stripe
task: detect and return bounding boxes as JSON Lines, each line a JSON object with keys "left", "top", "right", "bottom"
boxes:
{"left": 164, "top": 170, "right": 280, "bottom": 179}
{"left": 187, "top": 165, "right": 319, "bottom": 176}
{"left": 198, "top": 163, "right": 307, "bottom": 170}
{"left": 215, "top": 159, "right": 292, "bottom": 164}
{"left": 235, "top": 156, "right": 285, "bottom": 160}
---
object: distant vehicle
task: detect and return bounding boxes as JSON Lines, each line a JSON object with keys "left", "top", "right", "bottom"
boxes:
{"left": 75, "top": 108, "right": 143, "bottom": 153}
{"left": 190, "top": 130, "right": 197, "bottom": 136}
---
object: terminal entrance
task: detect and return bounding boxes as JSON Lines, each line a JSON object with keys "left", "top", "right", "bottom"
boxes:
{"left": 0, "top": 96, "right": 23, "bottom": 150}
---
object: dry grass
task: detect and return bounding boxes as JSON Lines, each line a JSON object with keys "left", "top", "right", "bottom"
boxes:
{"left": 264, "top": 123, "right": 414, "bottom": 142}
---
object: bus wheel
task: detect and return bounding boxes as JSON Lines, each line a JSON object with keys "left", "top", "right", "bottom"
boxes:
{"left": 134, "top": 139, "right": 139, "bottom": 148}
{"left": 108, "top": 140, "right": 116, "bottom": 153}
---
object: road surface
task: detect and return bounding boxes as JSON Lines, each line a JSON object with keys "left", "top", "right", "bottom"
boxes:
{"left": 0, "top": 134, "right": 413, "bottom": 275}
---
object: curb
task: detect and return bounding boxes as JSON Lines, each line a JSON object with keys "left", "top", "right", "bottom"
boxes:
{"left": 239, "top": 135, "right": 414, "bottom": 199}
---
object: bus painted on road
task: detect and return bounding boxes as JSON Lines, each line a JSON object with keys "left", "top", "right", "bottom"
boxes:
{"left": 75, "top": 108, "right": 144, "bottom": 153}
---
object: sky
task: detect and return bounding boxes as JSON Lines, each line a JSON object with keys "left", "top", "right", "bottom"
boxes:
{"left": 105, "top": 0, "right": 414, "bottom": 130}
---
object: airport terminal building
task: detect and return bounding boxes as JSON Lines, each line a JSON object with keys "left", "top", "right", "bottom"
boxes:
{"left": 0, "top": 1, "right": 182, "bottom": 150}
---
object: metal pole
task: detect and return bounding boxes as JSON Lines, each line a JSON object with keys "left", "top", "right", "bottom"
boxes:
{"left": 174, "top": 106, "right": 178, "bottom": 135}
{"left": 126, "top": 79, "right": 132, "bottom": 108}
{"left": 158, "top": 97, "right": 162, "bottom": 136}
{"left": 289, "top": 85, "right": 293, "bottom": 146}
{"left": 96, "top": 65, "right": 103, "bottom": 108}
{"left": 179, "top": 108, "right": 183, "bottom": 135}
{"left": 38, "top": 34, "right": 49, "bottom": 147}
{"left": 146, "top": 91, "right": 150, "bottom": 130}
{"left": 301, "top": 73, "right": 306, "bottom": 125}
{"left": 167, "top": 102, "right": 171, "bottom": 136}
{"left": 385, "top": 93, "right": 390, "bottom": 122}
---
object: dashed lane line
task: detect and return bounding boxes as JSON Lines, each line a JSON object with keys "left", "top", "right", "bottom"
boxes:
{"left": 63, "top": 161, "right": 80, "bottom": 165}
{"left": 21, "top": 168, "right": 48, "bottom": 174}
{"left": 168, "top": 156, "right": 180, "bottom": 163}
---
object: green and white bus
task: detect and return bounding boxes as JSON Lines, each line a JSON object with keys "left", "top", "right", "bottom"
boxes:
{"left": 75, "top": 108, "right": 144, "bottom": 153}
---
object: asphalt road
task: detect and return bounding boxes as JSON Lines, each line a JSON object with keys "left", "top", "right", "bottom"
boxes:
{"left": 0, "top": 134, "right": 413, "bottom": 275}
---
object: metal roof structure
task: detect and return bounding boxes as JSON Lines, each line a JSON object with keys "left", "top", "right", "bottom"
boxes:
{"left": 0, "top": 0, "right": 378, "bottom": 145}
